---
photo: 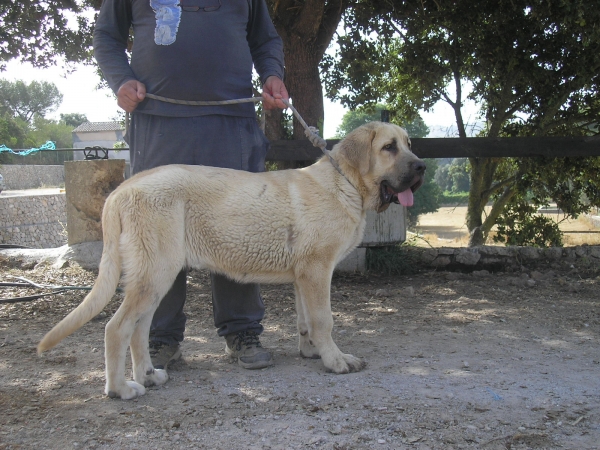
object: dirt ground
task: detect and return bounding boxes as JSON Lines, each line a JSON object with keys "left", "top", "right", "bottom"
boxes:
{"left": 414, "top": 206, "right": 600, "bottom": 248}
{"left": 0, "top": 254, "right": 598, "bottom": 450}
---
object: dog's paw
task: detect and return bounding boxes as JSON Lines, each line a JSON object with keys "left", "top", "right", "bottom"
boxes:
{"left": 299, "top": 342, "right": 321, "bottom": 359}
{"left": 343, "top": 353, "right": 367, "bottom": 373}
{"left": 324, "top": 353, "right": 366, "bottom": 374}
{"left": 105, "top": 380, "right": 146, "bottom": 400}
{"left": 143, "top": 368, "right": 169, "bottom": 387}
{"left": 298, "top": 335, "right": 321, "bottom": 359}
{"left": 300, "top": 350, "right": 321, "bottom": 359}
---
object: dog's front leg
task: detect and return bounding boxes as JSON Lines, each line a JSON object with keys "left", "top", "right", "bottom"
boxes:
{"left": 295, "top": 282, "right": 320, "bottom": 359}
{"left": 296, "top": 267, "right": 366, "bottom": 374}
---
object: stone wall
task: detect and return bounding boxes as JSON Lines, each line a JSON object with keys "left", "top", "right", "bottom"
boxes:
{"left": 401, "top": 244, "right": 600, "bottom": 273}
{"left": 0, "top": 194, "right": 67, "bottom": 248}
{"left": 0, "top": 165, "right": 65, "bottom": 190}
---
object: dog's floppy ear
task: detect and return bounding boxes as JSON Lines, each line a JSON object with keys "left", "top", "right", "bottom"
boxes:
{"left": 335, "top": 123, "right": 377, "bottom": 176}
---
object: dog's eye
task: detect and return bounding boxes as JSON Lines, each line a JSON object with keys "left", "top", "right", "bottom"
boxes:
{"left": 407, "top": 139, "right": 412, "bottom": 150}
{"left": 382, "top": 142, "right": 397, "bottom": 152}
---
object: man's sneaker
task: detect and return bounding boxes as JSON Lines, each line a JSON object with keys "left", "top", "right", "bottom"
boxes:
{"left": 149, "top": 342, "right": 182, "bottom": 370}
{"left": 225, "top": 331, "right": 273, "bottom": 370}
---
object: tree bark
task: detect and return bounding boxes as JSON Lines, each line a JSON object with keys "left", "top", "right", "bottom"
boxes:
{"left": 267, "top": 0, "right": 346, "bottom": 142}
{"left": 264, "top": 108, "right": 286, "bottom": 141}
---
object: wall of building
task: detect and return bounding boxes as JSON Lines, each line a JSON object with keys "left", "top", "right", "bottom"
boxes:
{"left": 72, "top": 128, "right": 129, "bottom": 161}
{"left": 0, "top": 193, "right": 67, "bottom": 248}
{"left": 72, "top": 129, "right": 124, "bottom": 145}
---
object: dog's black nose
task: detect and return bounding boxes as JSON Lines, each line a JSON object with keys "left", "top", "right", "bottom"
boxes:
{"left": 412, "top": 160, "right": 426, "bottom": 174}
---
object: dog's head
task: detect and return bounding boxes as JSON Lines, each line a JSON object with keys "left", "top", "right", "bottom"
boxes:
{"left": 332, "top": 122, "right": 426, "bottom": 212}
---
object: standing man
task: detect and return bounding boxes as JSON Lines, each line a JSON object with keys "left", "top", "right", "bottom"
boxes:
{"left": 93, "top": 0, "right": 288, "bottom": 370}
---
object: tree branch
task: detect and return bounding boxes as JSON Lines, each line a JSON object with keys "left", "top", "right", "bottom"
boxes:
{"left": 481, "top": 175, "right": 518, "bottom": 199}
{"left": 315, "top": 0, "right": 347, "bottom": 56}
{"left": 480, "top": 183, "right": 518, "bottom": 238}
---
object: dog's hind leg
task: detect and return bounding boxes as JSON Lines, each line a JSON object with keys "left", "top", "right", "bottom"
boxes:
{"left": 130, "top": 310, "right": 168, "bottom": 388}
{"left": 105, "top": 266, "right": 180, "bottom": 399}
{"left": 295, "top": 282, "right": 320, "bottom": 359}
{"left": 104, "top": 297, "right": 148, "bottom": 399}
{"left": 296, "top": 264, "right": 366, "bottom": 374}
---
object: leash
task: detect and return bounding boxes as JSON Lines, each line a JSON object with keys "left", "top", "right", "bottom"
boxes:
{"left": 143, "top": 93, "right": 354, "bottom": 187}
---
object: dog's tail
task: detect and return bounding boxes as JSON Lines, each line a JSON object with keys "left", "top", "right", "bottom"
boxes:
{"left": 38, "top": 194, "right": 123, "bottom": 354}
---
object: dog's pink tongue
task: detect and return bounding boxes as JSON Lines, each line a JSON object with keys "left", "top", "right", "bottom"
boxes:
{"left": 398, "top": 189, "right": 414, "bottom": 207}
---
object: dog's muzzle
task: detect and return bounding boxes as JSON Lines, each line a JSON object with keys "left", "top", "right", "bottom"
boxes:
{"left": 380, "top": 160, "right": 426, "bottom": 207}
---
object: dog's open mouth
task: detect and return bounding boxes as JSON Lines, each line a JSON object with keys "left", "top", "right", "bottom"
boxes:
{"left": 380, "top": 177, "right": 424, "bottom": 207}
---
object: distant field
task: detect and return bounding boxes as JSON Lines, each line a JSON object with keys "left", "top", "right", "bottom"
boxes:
{"left": 412, "top": 206, "right": 600, "bottom": 247}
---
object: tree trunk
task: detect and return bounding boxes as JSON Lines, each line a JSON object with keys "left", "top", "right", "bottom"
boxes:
{"left": 264, "top": 108, "right": 286, "bottom": 141}
{"left": 466, "top": 157, "right": 486, "bottom": 245}
{"left": 266, "top": 0, "right": 346, "bottom": 147}
{"left": 284, "top": 42, "right": 324, "bottom": 139}
{"left": 466, "top": 156, "right": 502, "bottom": 246}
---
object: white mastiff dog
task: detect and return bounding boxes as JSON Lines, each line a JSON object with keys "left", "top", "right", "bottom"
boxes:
{"left": 39, "top": 122, "right": 426, "bottom": 399}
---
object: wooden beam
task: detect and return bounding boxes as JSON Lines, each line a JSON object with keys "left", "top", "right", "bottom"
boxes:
{"left": 11, "top": 136, "right": 599, "bottom": 162}
{"left": 266, "top": 140, "right": 329, "bottom": 161}
{"left": 410, "top": 136, "right": 600, "bottom": 158}
{"left": 266, "top": 136, "right": 600, "bottom": 161}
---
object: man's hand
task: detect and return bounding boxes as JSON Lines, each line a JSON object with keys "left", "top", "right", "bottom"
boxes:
{"left": 262, "top": 76, "right": 289, "bottom": 110}
{"left": 117, "top": 80, "right": 146, "bottom": 112}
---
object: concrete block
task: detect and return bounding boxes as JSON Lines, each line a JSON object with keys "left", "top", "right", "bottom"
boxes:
{"left": 361, "top": 205, "right": 406, "bottom": 246}
{"left": 335, "top": 247, "right": 366, "bottom": 273}
{"left": 65, "top": 160, "right": 125, "bottom": 245}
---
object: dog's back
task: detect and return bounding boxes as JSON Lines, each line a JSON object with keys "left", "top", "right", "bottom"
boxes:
{"left": 119, "top": 164, "right": 365, "bottom": 284}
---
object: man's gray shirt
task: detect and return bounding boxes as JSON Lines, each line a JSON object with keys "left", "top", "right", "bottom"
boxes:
{"left": 93, "top": 0, "right": 285, "bottom": 117}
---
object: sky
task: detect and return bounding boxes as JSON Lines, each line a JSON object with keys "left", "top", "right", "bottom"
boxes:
{"left": 3, "top": 59, "right": 479, "bottom": 139}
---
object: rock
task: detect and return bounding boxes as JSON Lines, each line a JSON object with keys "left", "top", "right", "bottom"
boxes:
{"left": 530, "top": 271, "right": 545, "bottom": 281}
{"left": 308, "top": 435, "right": 325, "bottom": 445}
{"left": 472, "top": 270, "right": 490, "bottom": 277}
{"left": 328, "top": 425, "right": 342, "bottom": 435}
{"left": 509, "top": 277, "right": 525, "bottom": 287}
{"left": 563, "top": 248, "right": 576, "bottom": 261}
{"left": 54, "top": 241, "right": 104, "bottom": 270}
{"left": 331, "top": 292, "right": 346, "bottom": 302}
{"left": 432, "top": 256, "right": 451, "bottom": 267}
{"left": 445, "top": 272, "right": 461, "bottom": 281}
{"left": 403, "top": 286, "right": 415, "bottom": 297}
{"left": 455, "top": 249, "right": 481, "bottom": 266}
{"left": 519, "top": 247, "right": 541, "bottom": 260}
{"left": 543, "top": 247, "right": 563, "bottom": 260}
{"left": 419, "top": 248, "right": 438, "bottom": 263}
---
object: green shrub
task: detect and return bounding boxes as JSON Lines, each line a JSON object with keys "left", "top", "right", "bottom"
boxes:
{"left": 440, "top": 191, "right": 469, "bottom": 205}
{"left": 366, "top": 242, "right": 422, "bottom": 275}
{"left": 493, "top": 200, "right": 563, "bottom": 247}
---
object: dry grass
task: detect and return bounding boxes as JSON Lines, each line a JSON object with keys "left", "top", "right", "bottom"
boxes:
{"left": 412, "top": 206, "right": 600, "bottom": 247}
{"left": 561, "top": 215, "right": 600, "bottom": 246}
